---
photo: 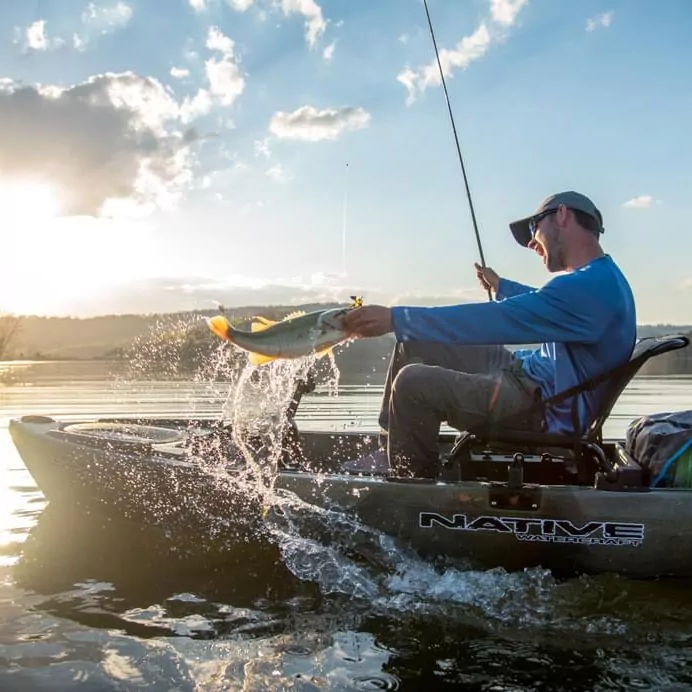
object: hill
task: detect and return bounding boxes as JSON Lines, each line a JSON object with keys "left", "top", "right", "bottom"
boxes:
{"left": 2, "top": 308, "right": 691, "bottom": 381}
{"left": 3, "top": 305, "right": 397, "bottom": 385}
{"left": 7, "top": 304, "right": 345, "bottom": 360}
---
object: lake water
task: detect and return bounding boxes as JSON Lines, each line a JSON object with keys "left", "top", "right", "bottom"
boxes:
{"left": 2, "top": 360, "right": 692, "bottom": 691}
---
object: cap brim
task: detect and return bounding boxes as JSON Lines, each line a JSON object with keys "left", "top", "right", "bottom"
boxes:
{"left": 509, "top": 218, "right": 532, "bottom": 247}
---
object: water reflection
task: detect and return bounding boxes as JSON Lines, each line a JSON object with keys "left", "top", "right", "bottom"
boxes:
{"left": 3, "top": 361, "right": 692, "bottom": 690}
{"left": 0, "top": 432, "right": 44, "bottom": 570}
{"left": 8, "top": 501, "right": 408, "bottom": 690}
{"left": 15, "top": 503, "right": 316, "bottom": 636}
{"left": 8, "top": 497, "right": 692, "bottom": 690}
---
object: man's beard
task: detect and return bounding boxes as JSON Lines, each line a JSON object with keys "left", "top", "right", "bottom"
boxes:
{"left": 545, "top": 236, "right": 567, "bottom": 272}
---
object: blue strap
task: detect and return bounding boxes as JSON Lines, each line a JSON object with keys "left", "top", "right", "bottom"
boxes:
{"left": 651, "top": 437, "right": 692, "bottom": 488}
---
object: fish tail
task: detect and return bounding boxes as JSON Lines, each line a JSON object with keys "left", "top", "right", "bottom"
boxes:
{"left": 206, "top": 315, "right": 234, "bottom": 342}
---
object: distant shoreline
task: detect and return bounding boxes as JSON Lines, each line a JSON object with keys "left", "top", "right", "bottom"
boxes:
{"left": 2, "top": 309, "right": 690, "bottom": 378}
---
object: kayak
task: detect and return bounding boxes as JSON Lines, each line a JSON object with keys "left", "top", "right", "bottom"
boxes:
{"left": 9, "top": 411, "right": 692, "bottom": 579}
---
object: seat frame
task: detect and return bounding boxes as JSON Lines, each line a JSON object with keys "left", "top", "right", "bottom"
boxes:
{"left": 446, "top": 334, "right": 690, "bottom": 482}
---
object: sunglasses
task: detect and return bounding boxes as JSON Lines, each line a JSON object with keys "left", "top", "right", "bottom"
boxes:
{"left": 528, "top": 209, "right": 558, "bottom": 239}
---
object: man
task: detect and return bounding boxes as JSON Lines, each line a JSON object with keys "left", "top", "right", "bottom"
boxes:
{"left": 341, "top": 191, "right": 637, "bottom": 479}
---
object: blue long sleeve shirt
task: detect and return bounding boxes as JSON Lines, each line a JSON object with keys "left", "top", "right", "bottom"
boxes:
{"left": 390, "top": 255, "right": 637, "bottom": 434}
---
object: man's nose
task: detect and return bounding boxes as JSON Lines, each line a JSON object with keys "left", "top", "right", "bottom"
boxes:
{"left": 528, "top": 238, "right": 544, "bottom": 256}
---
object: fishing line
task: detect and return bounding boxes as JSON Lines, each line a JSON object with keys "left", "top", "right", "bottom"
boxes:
{"left": 422, "top": 0, "right": 492, "bottom": 301}
{"left": 342, "top": 161, "right": 349, "bottom": 276}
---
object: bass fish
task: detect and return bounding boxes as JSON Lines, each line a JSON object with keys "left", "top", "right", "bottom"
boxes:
{"left": 206, "top": 297, "right": 363, "bottom": 366}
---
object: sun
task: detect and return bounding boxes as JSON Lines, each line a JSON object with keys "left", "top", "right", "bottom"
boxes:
{"left": 0, "top": 179, "right": 158, "bottom": 317}
{"left": 0, "top": 179, "right": 60, "bottom": 224}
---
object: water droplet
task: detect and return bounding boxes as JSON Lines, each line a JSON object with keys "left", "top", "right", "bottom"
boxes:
{"left": 351, "top": 673, "right": 400, "bottom": 690}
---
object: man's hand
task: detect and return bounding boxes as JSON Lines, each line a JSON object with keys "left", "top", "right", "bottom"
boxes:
{"left": 342, "top": 305, "right": 393, "bottom": 338}
{"left": 475, "top": 262, "right": 501, "bottom": 294}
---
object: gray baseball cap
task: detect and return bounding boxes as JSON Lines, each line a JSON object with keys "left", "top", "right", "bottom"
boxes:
{"left": 509, "top": 191, "right": 605, "bottom": 247}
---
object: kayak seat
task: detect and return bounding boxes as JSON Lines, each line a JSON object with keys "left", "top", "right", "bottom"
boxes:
{"left": 446, "top": 334, "right": 690, "bottom": 484}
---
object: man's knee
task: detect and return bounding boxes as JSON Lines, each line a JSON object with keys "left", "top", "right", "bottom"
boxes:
{"left": 391, "top": 363, "right": 431, "bottom": 403}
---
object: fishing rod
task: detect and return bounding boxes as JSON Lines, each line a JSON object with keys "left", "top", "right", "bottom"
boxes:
{"left": 422, "top": 0, "right": 492, "bottom": 301}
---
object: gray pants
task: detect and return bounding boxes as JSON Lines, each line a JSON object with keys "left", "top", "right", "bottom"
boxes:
{"left": 379, "top": 342, "right": 545, "bottom": 478}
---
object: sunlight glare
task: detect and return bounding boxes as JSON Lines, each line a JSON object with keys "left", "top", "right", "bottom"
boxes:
{"left": 0, "top": 181, "right": 156, "bottom": 316}
{"left": 0, "top": 180, "right": 60, "bottom": 225}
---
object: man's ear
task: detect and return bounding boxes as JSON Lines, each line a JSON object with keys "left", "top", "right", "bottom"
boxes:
{"left": 556, "top": 203, "right": 570, "bottom": 228}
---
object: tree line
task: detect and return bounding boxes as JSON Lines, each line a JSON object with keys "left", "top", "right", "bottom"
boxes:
{"left": 1, "top": 310, "right": 691, "bottom": 379}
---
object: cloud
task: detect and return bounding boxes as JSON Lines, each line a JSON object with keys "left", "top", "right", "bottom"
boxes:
{"left": 71, "top": 2, "right": 133, "bottom": 50}
{"left": 0, "top": 72, "right": 207, "bottom": 218}
{"left": 62, "top": 274, "right": 490, "bottom": 316}
{"left": 180, "top": 88, "right": 213, "bottom": 123}
{"left": 206, "top": 25, "right": 234, "bottom": 55}
{"left": 622, "top": 195, "right": 653, "bottom": 209}
{"left": 398, "top": 23, "right": 492, "bottom": 105}
{"left": 82, "top": 2, "right": 133, "bottom": 32}
{"left": 281, "top": 0, "right": 327, "bottom": 48}
{"left": 170, "top": 67, "right": 190, "bottom": 79}
{"left": 254, "top": 138, "right": 271, "bottom": 158}
{"left": 491, "top": 0, "right": 529, "bottom": 26}
{"left": 395, "top": 69, "right": 417, "bottom": 107}
{"left": 171, "top": 28, "right": 245, "bottom": 120}
{"left": 680, "top": 278, "right": 692, "bottom": 290}
{"left": 18, "top": 3, "right": 132, "bottom": 53}
{"left": 266, "top": 163, "right": 292, "bottom": 182}
{"left": 205, "top": 57, "right": 244, "bottom": 106}
{"left": 308, "top": 271, "right": 345, "bottom": 286}
{"left": 227, "top": 0, "right": 255, "bottom": 10}
{"left": 323, "top": 41, "right": 336, "bottom": 62}
{"left": 586, "top": 11, "right": 614, "bottom": 32}
{"left": 66, "top": 274, "right": 371, "bottom": 315}
{"left": 397, "top": 0, "right": 528, "bottom": 104}
{"left": 200, "top": 0, "right": 326, "bottom": 50}
{"left": 204, "top": 27, "right": 245, "bottom": 106}
{"left": 24, "top": 20, "right": 64, "bottom": 51}
{"left": 16, "top": 20, "right": 64, "bottom": 52}
{"left": 269, "top": 105, "right": 370, "bottom": 141}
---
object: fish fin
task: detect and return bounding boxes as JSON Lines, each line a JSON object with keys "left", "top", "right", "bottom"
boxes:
{"left": 248, "top": 351, "right": 278, "bottom": 366}
{"left": 207, "top": 315, "right": 232, "bottom": 341}
{"left": 251, "top": 316, "right": 277, "bottom": 332}
{"left": 283, "top": 310, "right": 306, "bottom": 321}
{"left": 315, "top": 346, "right": 333, "bottom": 359}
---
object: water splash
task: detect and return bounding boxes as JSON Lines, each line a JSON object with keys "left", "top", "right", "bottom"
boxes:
{"left": 119, "top": 324, "right": 632, "bottom": 640}
{"left": 183, "top": 343, "right": 411, "bottom": 602}
{"left": 224, "top": 358, "right": 312, "bottom": 490}
{"left": 210, "top": 344, "right": 341, "bottom": 496}
{"left": 118, "top": 314, "right": 224, "bottom": 381}
{"left": 185, "top": 347, "right": 561, "bottom": 631}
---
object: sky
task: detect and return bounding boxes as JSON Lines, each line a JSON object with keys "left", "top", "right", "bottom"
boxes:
{"left": 0, "top": 0, "right": 690, "bottom": 323}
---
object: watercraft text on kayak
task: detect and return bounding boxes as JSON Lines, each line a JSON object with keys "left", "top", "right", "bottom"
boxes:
{"left": 419, "top": 513, "right": 645, "bottom": 547}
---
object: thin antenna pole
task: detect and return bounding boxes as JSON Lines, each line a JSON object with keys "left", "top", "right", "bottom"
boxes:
{"left": 423, "top": 0, "right": 491, "bottom": 301}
